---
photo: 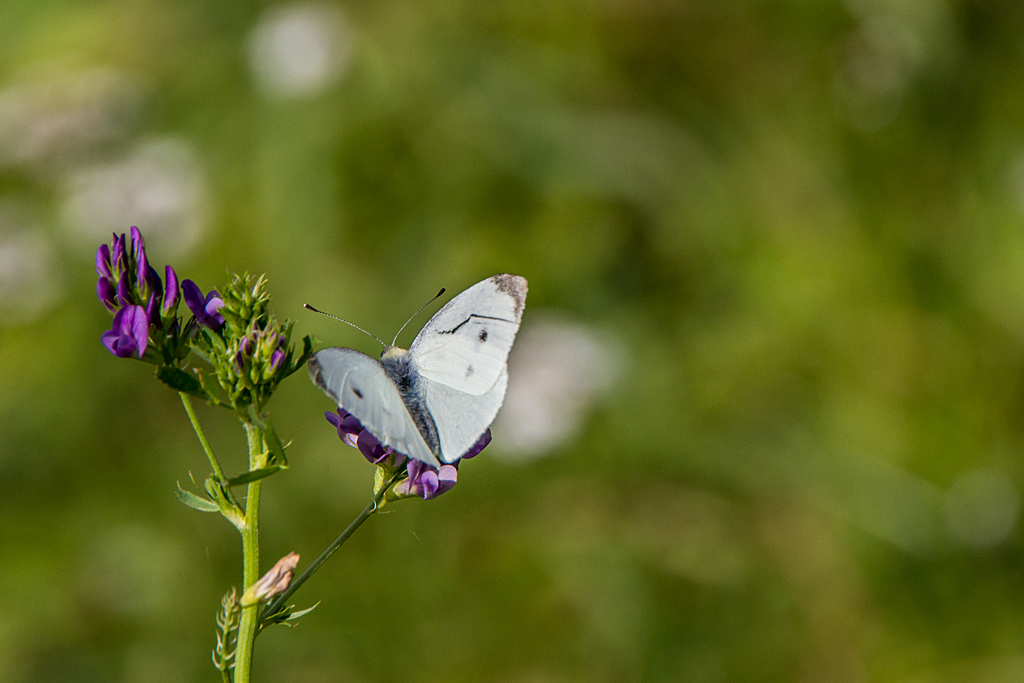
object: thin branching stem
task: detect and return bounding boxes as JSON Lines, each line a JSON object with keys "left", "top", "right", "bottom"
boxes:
{"left": 179, "top": 392, "right": 228, "bottom": 483}
{"left": 259, "top": 469, "right": 403, "bottom": 629}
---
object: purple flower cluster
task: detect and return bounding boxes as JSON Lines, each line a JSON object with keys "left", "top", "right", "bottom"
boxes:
{"left": 96, "top": 227, "right": 179, "bottom": 358}
{"left": 95, "top": 226, "right": 223, "bottom": 360}
{"left": 325, "top": 408, "right": 490, "bottom": 500}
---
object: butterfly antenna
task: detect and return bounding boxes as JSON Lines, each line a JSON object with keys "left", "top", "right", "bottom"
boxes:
{"left": 304, "top": 304, "right": 387, "bottom": 350}
{"left": 391, "top": 288, "right": 446, "bottom": 347}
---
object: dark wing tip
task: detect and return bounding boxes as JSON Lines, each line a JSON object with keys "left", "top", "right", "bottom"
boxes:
{"left": 491, "top": 274, "right": 528, "bottom": 319}
{"left": 307, "top": 353, "right": 340, "bottom": 402}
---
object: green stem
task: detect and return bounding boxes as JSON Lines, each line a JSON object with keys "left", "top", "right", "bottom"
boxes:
{"left": 179, "top": 392, "right": 228, "bottom": 483}
{"left": 233, "top": 422, "right": 266, "bottom": 683}
{"left": 259, "top": 470, "right": 403, "bottom": 628}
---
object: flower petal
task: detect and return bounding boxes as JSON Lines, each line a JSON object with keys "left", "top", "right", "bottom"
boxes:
{"left": 102, "top": 307, "right": 137, "bottom": 357}
{"left": 356, "top": 429, "right": 386, "bottom": 463}
{"left": 181, "top": 279, "right": 204, "bottom": 316}
{"left": 97, "top": 277, "right": 116, "bottom": 312}
{"left": 116, "top": 273, "right": 132, "bottom": 307}
{"left": 461, "top": 429, "right": 491, "bottom": 461}
{"left": 145, "top": 294, "right": 161, "bottom": 332}
{"left": 162, "top": 265, "right": 179, "bottom": 315}
{"left": 182, "top": 280, "right": 224, "bottom": 328}
{"left": 269, "top": 349, "right": 285, "bottom": 372}
{"left": 123, "top": 304, "right": 150, "bottom": 357}
{"left": 130, "top": 226, "right": 143, "bottom": 258}
{"left": 95, "top": 244, "right": 112, "bottom": 279}
{"left": 204, "top": 291, "right": 225, "bottom": 321}
{"left": 418, "top": 469, "right": 440, "bottom": 499}
{"left": 112, "top": 232, "right": 128, "bottom": 273}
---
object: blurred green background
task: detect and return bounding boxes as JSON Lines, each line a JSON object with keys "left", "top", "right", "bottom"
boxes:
{"left": 3, "top": 0, "right": 1024, "bottom": 681}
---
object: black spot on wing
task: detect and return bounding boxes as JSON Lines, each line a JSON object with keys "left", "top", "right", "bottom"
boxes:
{"left": 465, "top": 364, "right": 474, "bottom": 378}
{"left": 353, "top": 387, "right": 363, "bottom": 399}
{"left": 478, "top": 329, "right": 488, "bottom": 342}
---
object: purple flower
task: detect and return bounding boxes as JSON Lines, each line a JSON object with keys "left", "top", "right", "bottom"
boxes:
{"left": 101, "top": 305, "right": 149, "bottom": 358}
{"left": 145, "top": 293, "right": 161, "bottom": 331}
{"left": 182, "top": 279, "right": 225, "bottom": 329}
{"left": 161, "top": 265, "right": 179, "bottom": 316}
{"left": 269, "top": 349, "right": 285, "bottom": 373}
{"left": 95, "top": 227, "right": 194, "bottom": 363}
{"left": 112, "top": 232, "right": 128, "bottom": 273}
{"left": 356, "top": 429, "right": 390, "bottom": 464}
{"left": 97, "top": 277, "right": 116, "bottom": 312}
{"left": 324, "top": 408, "right": 490, "bottom": 500}
{"left": 325, "top": 408, "right": 405, "bottom": 465}
{"left": 325, "top": 409, "right": 363, "bottom": 448}
{"left": 96, "top": 244, "right": 113, "bottom": 280}
{"left": 395, "top": 460, "right": 459, "bottom": 500}
{"left": 116, "top": 273, "right": 131, "bottom": 308}
{"left": 461, "top": 430, "right": 491, "bottom": 460}
{"left": 131, "top": 226, "right": 149, "bottom": 285}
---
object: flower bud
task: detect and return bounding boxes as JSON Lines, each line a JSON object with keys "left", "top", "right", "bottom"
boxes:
{"left": 240, "top": 552, "right": 300, "bottom": 607}
{"left": 161, "top": 265, "right": 179, "bottom": 316}
{"left": 96, "top": 244, "right": 113, "bottom": 280}
{"left": 97, "top": 277, "right": 117, "bottom": 312}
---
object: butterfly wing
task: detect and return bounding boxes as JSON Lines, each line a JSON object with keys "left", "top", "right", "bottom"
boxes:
{"left": 409, "top": 274, "right": 527, "bottom": 395}
{"left": 309, "top": 347, "right": 441, "bottom": 468}
{"left": 410, "top": 274, "right": 527, "bottom": 462}
{"left": 421, "top": 367, "right": 508, "bottom": 463}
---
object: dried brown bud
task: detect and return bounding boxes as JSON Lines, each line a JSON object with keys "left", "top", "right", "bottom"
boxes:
{"left": 240, "top": 552, "right": 299, "bottom": 606}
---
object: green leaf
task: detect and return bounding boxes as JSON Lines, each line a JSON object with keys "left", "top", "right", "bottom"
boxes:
{"left": 284, "top": 602, "right": 319, "bottom": 622}
{"left": 260, "top": 601, "right": 320, "bottom": 630}
{"left": 226, "top": 466, "right": 286, "bottom": 487}
{"left": 189, "top": 345, "right": 213, "bottom": 365}
{"left": 263, "top": 419, "right": 288, "bottom": 467}
{"left": 175, "top": 483, "right": 220, "bottom": 512}
{"left": 156, "top": 365, "right": 209, "bottom": 399}
{"left": 203, "top": 327, "right": 228, "bottom": 354}
{"left": 282, "top": 335, "right": 315, "bottom": 379}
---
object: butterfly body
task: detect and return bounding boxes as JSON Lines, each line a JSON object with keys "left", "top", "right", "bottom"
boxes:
{"left": 309, "top": 274, "right": 527, "bottom": 468}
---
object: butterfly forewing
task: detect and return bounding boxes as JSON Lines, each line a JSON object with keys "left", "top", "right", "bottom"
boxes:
{"left": 309, "top": 347, "right": 441, "bottom": 468}
{"left": 410, "top": 275, "right": 527, "bottom": 395}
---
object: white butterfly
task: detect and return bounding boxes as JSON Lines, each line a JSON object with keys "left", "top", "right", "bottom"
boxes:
{"left": 309, "top": 274, "right": 528, "bottom": 469}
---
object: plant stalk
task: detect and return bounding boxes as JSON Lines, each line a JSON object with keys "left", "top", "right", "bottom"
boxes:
{"left": 233, "top": 422, "right": 266, "bottom": 683}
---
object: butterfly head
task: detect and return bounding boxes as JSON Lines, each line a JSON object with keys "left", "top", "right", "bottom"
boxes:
{"left": 381, "top": 345, "right": 409, "bottom": 361}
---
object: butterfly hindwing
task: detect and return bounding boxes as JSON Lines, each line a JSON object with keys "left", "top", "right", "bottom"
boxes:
{"left": 309, "top": 347, "right": 441, "bottom": 468}
{"left": 421, "top": 366, "right": 509, "bottom": 463}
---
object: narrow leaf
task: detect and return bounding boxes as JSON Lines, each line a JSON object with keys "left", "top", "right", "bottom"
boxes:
{"left": 284, "top": 602, "right": 319, "bottom": 621}
{"left": 264, "top": 419, "right": 288, "bottom": 467}
{"left": 156, "top": 365, "right": 208, "bottom": 399}
{"left": 227, "top": 466, "right": 286, "bottom": 487}
{"left": 175, "top": 483, "right": 220, "bottom": 512}
{"left": 282, "top": 335, "right": 315, "bottom": 379}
